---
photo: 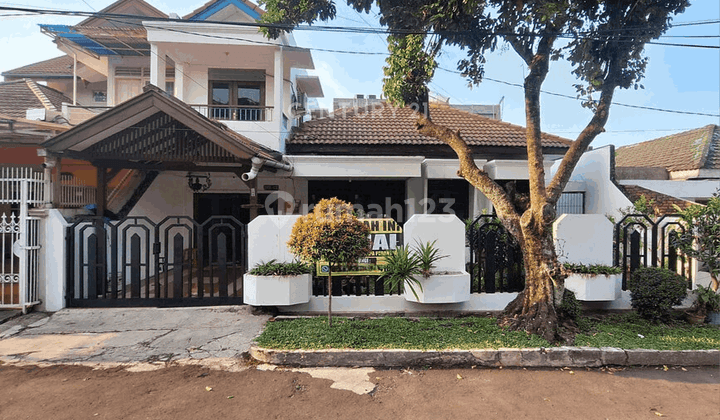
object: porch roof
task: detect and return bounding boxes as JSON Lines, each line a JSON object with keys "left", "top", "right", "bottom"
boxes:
{"left": 42, "top": 84, "right": 281, "bottom": 171}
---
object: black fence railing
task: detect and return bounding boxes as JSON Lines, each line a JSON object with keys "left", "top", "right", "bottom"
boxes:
{"left": 312, "top": 276, "right": 404, "bottom": 297}
{"left": 66, "top": 215, "right": 246, "bottom": 307}
{"left": 613, "top": 214, "right": 691, "bottom": 290}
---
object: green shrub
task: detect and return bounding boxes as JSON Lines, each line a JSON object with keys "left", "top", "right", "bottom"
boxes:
{"left": 558, "top": 289, "right": 582, "bottom": 322}
{"left": 628, "top": 267, "right": 688, "bottom": 322}
{"left": 248, "top": 259, "right": 312, "bottom": 276}
{"left": 379, "top": 245, "right": 423, "bottom": 299}
{"left": 563, "top": 263, "right": 622, "bottom": 275}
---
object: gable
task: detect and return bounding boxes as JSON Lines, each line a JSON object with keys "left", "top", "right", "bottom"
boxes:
{"left": 185, "top": 0, "right": 263, "bottom": 22}
{"left": 77, "top": 0, "right": 167, "bottom": 28}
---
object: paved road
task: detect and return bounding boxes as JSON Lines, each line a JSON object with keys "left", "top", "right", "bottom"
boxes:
{"left": 0, "top": 306, "right": 269, "bottom": 369}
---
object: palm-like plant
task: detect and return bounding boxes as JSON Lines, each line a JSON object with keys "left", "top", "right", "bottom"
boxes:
{"left": 379, "top": 245, "right": 423, "bottom": 300}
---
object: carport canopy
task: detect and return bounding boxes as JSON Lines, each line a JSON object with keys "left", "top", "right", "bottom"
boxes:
{"left": 42, "top": 84, "right": 282, "bottom": 214}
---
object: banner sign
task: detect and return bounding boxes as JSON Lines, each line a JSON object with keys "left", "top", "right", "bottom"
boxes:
{"left": 316, "top": 218, "right": 403, "bottom": 276}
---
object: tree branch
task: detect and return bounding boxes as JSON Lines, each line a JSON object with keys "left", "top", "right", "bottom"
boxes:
{"left": 523, "top": 33, "right": 556, "bottom": 227}
{"left": 416, "top": 115, "right": 522, "bottom": 238}
{"left": 547, "top": 67, "right": 619, "bottom": 204}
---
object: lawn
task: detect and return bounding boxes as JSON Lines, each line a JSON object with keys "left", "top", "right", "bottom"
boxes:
{"left": 255, "top": 314, "right": 720, "bottom": 351}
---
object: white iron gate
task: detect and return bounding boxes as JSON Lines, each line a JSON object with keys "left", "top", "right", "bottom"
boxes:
{"left": 0, "top": 167, "right": 43, "bottom": 312}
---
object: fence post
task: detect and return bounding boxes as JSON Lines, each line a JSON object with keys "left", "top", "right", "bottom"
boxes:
{"left": 18, "top": 179, "right": 28, "bottom": 311}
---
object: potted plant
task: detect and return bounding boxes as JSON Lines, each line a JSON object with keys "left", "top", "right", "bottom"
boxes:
{"left": 287, "top": 198, "right": 371, "bottom": 326}
{"left": 692, "top": 284, "right": 720, "bottom": 324}
{"left": 562, "top": 263, "right": 623, "bottom": 301}
{"left": 243, "top": 259, "right": 313, "bottom": 306}
{"left": 381, "top": 240, "right": 470, "bottom": 303}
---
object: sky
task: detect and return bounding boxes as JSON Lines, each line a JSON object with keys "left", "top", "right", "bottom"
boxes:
{"left": 0, "top": 0, "right": 718, "bottom": 149}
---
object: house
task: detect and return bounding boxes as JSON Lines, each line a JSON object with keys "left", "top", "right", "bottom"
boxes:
{"left": 2, "top": 0, "right": 595, "bottom": 311}
{"left": 615, "top": 125, "right": 720, "bottom": 205}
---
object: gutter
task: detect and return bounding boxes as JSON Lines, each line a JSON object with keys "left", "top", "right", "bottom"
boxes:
{"left": 241, "top": 155, "right": 293, "bottom": 181}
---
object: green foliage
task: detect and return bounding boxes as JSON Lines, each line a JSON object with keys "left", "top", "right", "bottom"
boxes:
{"left": 693, "top": 284, "right": 720, "bottom": 315}
{"left": 632, "top": 195, "right": 656, "bottom": 216}
{"left": 379, "top": 240, "right": 447, "bottom": 299}
{"left": 288, "top": 197, "right": 371, "bottom": 265}
{"left": 557, "top": 289, "right": 582, "bottom": 322}
{"left": 628, "top": 267, "right": 688, "bottom": 323}
{"left": 414, "top": 239, "right": 447, "bottom": 275}
{"left": 378, "top": 245, "right": 423, "bottom": 300}
{"left": 256, "top": 317, "right": 551, "bottom": 350}
{"left": 671, "top": 190, "right": 720, "bottom": 292}
{"left": 383, "top": 34, "right": 436, "bottom": 109}
{"left": 563, "top": 263, "right": 622, "bottom": 275}
{"left": 248, "top": 259, "right": 312, "bottom": 276}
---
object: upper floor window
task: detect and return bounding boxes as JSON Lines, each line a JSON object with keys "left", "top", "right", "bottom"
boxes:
{"left": 208, "top": 69, "right": 266, "bottom": 121}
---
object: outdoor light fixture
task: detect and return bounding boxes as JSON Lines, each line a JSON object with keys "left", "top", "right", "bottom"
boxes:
{"left": 187, "top": 173, "right": 212, "bottom": 192}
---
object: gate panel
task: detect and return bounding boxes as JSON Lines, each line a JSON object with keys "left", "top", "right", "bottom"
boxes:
{"left": 0, "top": 167, "right": 43, "bottom": 312}
{"left": 66, "top": 215, "right": 246, "bottom": 307}
{"left": 467, "top": 215, "right": 525, "bottom": 294}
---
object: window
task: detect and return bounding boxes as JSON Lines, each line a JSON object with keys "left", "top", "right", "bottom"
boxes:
{"left": 557, "top": 192, "right": 585, "bottom": 214}
{"left": 208, "top": 69, "right": 266, "bottom": 121}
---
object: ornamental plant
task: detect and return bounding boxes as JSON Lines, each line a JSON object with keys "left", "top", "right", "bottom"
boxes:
{"left": 248, "top": 259, "right": 312, "bottom": 276}
{"left": 287, "top": 198, "right": 371, "bottom": 326}
{"left": 671, "top": 190, "right": 720, "bottom": 292}
{"left": 627, "top": 267, "right": 688, "bottom": 323}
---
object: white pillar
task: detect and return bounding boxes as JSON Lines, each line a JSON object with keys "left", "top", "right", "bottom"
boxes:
{"left": 150, "top": 44, "right": 166, "bottom": 91}
{"left": 107, "top": 60, "right": 116, "bottom": 107}
{"left": 72, "top": 54, "right": 77, "bottom": 105}
{"left": 175, "top": 62, "right": 185, "bottom": 101}
{"left": 274, "top": 47, "right": 284, "bottom": 151}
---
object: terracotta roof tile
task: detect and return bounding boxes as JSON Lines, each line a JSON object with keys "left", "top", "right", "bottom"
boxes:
{"left": 0, "top": 80, "right": 72, "bottom": 119}
{"left": 615, "top": 125, "right": 720, "bottom": 172}
{"left": 619, "top": 184, "right": 697, "bottom": 215}
{"left": 289, "top": 103, "right": 573, "bottom": 148}
{"left": 2, "top": 56, "right": 74, "bottom": 79}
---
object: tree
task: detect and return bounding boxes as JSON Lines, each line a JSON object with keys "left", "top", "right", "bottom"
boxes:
{"left": 262, "top": 0, "right": 689, "bottom": 341}
{"left": 672, "top": 190, "right": 720, "bottom": 292}
{"left": 287, "top": 198, "right": 371, "bottom": 325}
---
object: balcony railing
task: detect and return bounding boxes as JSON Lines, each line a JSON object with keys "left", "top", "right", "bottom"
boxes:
{"left": 190, "top": 105, "right": 273, "bottom": 122}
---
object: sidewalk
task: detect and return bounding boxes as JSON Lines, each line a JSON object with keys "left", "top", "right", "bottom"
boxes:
{"left": 0, "top": 306, "right": 269, "bottom": 369}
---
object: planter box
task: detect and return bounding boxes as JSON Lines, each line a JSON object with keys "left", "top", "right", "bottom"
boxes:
{"left": 243, "top": 273, "right": 312, "bottom": 306}
{"left": 404, "top": 272, "right": 471, "bottom": 304}
{"left": 565, "top": 273, "right": 622, "bottom": 301}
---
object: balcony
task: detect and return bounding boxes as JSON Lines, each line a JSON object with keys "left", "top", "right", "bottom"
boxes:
{"left": 190, "top": 105, "right": 273, "bottom": 122}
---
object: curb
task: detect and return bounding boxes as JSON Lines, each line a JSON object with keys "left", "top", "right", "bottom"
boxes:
{"left": 250, "top": 346, "right": 720, "bottom": 368}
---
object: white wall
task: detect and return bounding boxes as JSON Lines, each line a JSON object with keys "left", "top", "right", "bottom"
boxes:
{"left": 247, "top": 215, "right": 302, "bottom": 269}
{"left": 553, "top": 214, "right": 614, "bottom": 266}
{"left": 549, "top": 146, "right": 631, "bottom": 218}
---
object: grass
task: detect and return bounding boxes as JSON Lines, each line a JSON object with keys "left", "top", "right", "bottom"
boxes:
{"left": 256, "top": 317, "right": 551, "bottom": 350}
{"left": 255, "top": 313, "right": 720, "bottom": 351}
{"left": 574, "top": 313, "right": 720, "bottom": 350}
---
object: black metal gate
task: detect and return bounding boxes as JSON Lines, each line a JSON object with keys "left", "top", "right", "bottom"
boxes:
{"left": 467, "top": 215, "right": 525, "bottom": 293}
{"left": 66, "top": 215, "right": 246, "bottom": 307}
{"left": 614, "top": 214, "right": 691, "bottom": 290}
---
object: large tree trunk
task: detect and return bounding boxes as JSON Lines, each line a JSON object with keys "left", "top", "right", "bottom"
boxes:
{"left": 498, "top": 222, "right": 563, "bottom": 343}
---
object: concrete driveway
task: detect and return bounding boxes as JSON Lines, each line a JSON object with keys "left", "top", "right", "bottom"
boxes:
{"left": 0, "top": 306, "right": 269, "bottom": 370}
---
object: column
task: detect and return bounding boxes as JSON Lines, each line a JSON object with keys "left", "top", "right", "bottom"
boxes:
{"left": 150, "top": 44, "right": 166, "bottom": 91}
{"left": 274, "top": 47, "right": 284, "bottom": 152}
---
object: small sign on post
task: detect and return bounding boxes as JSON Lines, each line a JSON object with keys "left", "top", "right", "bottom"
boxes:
{"left": 316, "top": 218, "right": 402, "bottom": 276}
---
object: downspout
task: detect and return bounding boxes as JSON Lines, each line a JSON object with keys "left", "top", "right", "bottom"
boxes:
{"left": 241, "top": 156, "right": 293, "bottom": 181}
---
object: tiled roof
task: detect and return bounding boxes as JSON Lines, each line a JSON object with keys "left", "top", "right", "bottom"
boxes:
{"left": 0, "top": 80, "right": 72, "bottom": 119}
{"left": 289, "top": 103, "right": 573, "bottom": 148}
{"left": 619, "top": 184, "right": 697, "bottom": 215}
{"left": 615, "top": 125, "right": 720, "bottom": 172}
{"left": 2, "top": 56, "right": 74, "bottom": 79}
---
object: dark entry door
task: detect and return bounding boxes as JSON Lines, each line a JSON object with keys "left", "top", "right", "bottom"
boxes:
{"left": 308, "top": 180, "right": 406, "bottom": 222}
